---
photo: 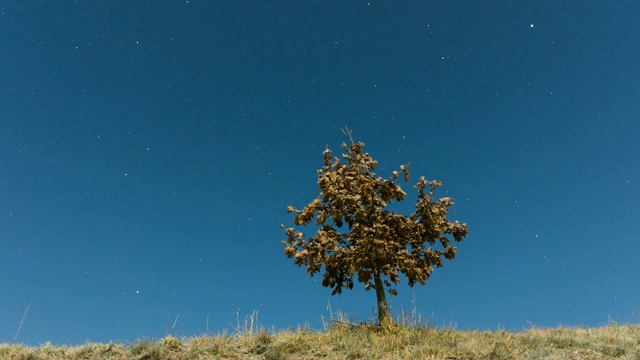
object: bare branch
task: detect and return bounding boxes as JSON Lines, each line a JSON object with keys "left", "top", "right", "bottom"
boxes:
{"left": 341, "top": 126, "right": 355, "bottom": 145}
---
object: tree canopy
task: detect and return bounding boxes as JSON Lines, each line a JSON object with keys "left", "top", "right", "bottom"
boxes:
{"left": 281, "top": 130, "right": 468, "bottom": 327}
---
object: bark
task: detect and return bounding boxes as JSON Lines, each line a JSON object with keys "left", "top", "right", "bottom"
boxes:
{"left": 373, "top": 268, "right": 392, "bottom": 328}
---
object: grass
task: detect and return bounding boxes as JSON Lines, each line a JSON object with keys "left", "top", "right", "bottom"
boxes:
{"left": 2, "top": 311, "right": 638, "bottom": 360}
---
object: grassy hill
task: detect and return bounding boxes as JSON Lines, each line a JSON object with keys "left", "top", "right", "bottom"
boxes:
{"left": 2, "top": 317, "right": 638, "bottom": 360}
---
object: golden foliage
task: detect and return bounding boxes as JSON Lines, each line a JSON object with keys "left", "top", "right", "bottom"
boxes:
{"left": 281, "top": 131, "right": 469, "bottom": 325}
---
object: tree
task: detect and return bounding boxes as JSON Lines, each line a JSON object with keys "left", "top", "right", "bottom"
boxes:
{"left": 281, "top": 129, "right": 468, "bottom": 328}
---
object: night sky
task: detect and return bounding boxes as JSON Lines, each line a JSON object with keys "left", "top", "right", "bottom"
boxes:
{"left": 2, "top": 1, "right": 639, "bottom": 346}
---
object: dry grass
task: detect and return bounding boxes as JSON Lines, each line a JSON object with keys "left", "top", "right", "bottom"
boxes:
{"left": 2, "top": 312, "right": 638, "bottom": 360}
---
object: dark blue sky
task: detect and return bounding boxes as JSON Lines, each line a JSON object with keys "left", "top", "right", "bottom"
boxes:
{"left": 1, "top": 1, "right": 639, "bottom": 345}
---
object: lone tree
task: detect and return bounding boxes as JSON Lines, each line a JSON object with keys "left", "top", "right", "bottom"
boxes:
{"left": 281, "top": 129, "right": 468, "bottom": 328}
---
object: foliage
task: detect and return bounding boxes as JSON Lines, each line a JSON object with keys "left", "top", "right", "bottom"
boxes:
{"left": 281, "top": 130, "right": 468, "bottom": 326}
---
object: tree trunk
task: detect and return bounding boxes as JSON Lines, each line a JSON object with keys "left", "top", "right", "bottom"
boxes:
{"left": 373, "top": 269, "right": 392, "bottom": 328}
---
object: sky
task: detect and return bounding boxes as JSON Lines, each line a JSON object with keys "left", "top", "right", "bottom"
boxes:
{"left": 1, "top": 1, "right": 639, "bottom": 346}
